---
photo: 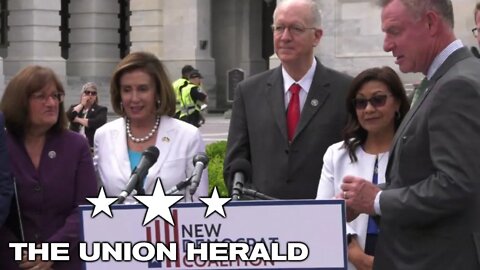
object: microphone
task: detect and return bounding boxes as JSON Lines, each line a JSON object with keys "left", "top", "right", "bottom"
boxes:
{"left": 165, "top": 177, "right": 191, "bottom": 195}
{"left": 117, "top": 146, "right": 160, "bottom": 204}
{"left": 189, "top": 153, "right": 209, "bottom": 196}
{"left": 229, "top": 159, "right": 252, "bottom": 200}
{"left": 471, "top": 46, "right": 480, "bottom": 58}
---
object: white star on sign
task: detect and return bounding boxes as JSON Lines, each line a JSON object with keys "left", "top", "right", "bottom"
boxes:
{"left": 86, "top": 187, "right": 118, "bottom": 218}
{"left": 134, "top": 178, "right": 184, "bottom": 226}
{"left": 199, "top": 186, "right": 232, "bottom": 218}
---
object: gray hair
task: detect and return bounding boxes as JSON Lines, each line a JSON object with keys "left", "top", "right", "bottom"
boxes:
{"left": 81, "top": 81, "right": 99, "bottom": 105}
{"left": 81, "top": 82, "right": 98, "bottom": 93}
{"left": 273, "top": 0, "right": 322, "bottom": 28}
{"left": 378, "top": 0, "right": 454, "bottom": 28}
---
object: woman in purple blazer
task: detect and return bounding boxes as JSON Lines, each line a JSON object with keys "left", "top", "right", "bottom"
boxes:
{"left": 0, "top": 66, "right": 97, "bottom": 270}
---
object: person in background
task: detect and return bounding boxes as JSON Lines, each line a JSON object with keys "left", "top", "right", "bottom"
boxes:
{"left": 178, "top": 69, "right": 208, "bottom": 127}
{"left": 224, "top": 0, "right": 352, "bottom": 199}
{"left": 94, "top": 51, "right": 208, "bottom": 203}
{"left": 0, "top": 112, "right": 13, "bottom": 228}
{"left": 341, "top": 0, "right": 480, "bottom": 269}
{"left": 0, "top": 65, "right": 97, "bottom": 270}
{"left": 66, "top": 82, "right": 107, "bottom": 148}
{"left": 172, "top": 65, "right": 195, "bottom": 118}
{"left": 316, "top": 67, "right": 409, "bottom": 270}
{"left": 471, "top": 3, "right": 480, "bottom": 58}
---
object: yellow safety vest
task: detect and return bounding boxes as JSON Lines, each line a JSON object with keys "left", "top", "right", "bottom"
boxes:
{"left": 179, "top": 83, "right": 200, "bottom": 118}
{"left": 172, "top": 78, "right": 189, "bottom": 114}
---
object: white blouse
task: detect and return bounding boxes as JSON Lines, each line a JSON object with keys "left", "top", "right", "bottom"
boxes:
{"left": 316, "top": 141, "right": 388, "bottom": 270}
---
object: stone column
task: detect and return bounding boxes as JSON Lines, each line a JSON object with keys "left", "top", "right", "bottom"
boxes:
{"left": 129, "top": 0, "right": 216, "bottom": 109}
{"left": 239, "top": 0, "right": 266, "bottom": 76}
{"left": 67, "top": 0, "right": 120, "bottom": 77}
{"left": 128, "top": 1, "right": 160, "bottom": 54}
{"left": 5, "top": 0, "right": 66, "bottom": 76}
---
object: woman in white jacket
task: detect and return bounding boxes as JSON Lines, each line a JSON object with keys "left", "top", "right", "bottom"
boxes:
{"left": 316, "top": 66, "right": 409, "bottom": 270}
{"left": 94, "top": 52, "right": 208, "bottom": 203}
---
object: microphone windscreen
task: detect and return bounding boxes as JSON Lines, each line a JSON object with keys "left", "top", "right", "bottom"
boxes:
{"left": 193, "top": 152, "right": 209, "bottom": 166}
{"left": 143, "top": 146, "right": 160, "bottom": 163}
{"left": 471, "top": 46, "right": 480, "bottom": 58}
{"left": 229, "top": 159, "right": 252, "bottom": 182}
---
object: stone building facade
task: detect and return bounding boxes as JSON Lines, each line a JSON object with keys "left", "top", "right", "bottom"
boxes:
{"left": 0, "top": 0, "right": 477, "bottom": 112}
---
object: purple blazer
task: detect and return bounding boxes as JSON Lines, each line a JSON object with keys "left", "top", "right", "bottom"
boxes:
{"left": 0, "top": 130, "right": 97, "bottom": 270}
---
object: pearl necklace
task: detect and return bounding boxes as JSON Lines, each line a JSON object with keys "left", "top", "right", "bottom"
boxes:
{"left": 126, "top": 116, "right": 160, "bottom": 143}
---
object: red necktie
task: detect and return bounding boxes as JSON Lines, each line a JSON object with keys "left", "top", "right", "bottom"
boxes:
{"left": 287, "top": 83, "right": 301, "bottom": 141}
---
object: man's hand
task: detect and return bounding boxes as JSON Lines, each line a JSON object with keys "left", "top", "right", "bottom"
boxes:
{"left": 340, "top": 175, "right": 380, "bottom": 219}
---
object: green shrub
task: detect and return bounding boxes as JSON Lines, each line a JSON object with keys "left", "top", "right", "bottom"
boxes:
{"left": 206, "top": 141, "right": 228, "bottom": 197}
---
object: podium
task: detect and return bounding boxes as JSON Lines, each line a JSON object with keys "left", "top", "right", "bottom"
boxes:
{"left": 79, "top": 200, "right": 347, "bottom": 269}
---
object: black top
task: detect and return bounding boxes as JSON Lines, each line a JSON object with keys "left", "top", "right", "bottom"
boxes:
{"left": 66, "top": 104, "right": 107, "bottom": 147}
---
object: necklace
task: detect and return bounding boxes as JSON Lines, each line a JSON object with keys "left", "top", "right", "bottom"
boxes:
{"left": 126, "top": 116, "right": 160, "bottom": 143}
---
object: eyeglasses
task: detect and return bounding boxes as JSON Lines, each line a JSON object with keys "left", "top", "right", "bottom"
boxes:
{"left": 271, "top": 24, "right": 316, "bottom": 35}
{"left": 30, "top": 92, "right": 65, "bottom": 103}
{"left": 84, "top": 90, "right": 97, "bottom": 96}
{"left": 353, "top": 94, "right": 391, "bottom": 110}
{"left": 472, "top": 27, "right": 478, "bottom": 38}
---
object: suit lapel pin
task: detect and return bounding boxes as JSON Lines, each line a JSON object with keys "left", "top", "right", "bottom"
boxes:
{"left": 162, "top": 136, "right": 170, "bottom": 143}
{"left": 48, "top": 151, "right": 56, "bottom": 159}
{"left": 311, "top": 99, "right": 319, "bottom": 107}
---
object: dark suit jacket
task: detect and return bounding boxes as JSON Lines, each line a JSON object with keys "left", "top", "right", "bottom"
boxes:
{"left": 66, "top": 104, "right": 107, "bottom": 147}
{"left": 375, "top": 47, "right": 480, "bottom": 269}
{"left": 224, "top": 60, "right": 352, "bottom": 199}
{"left": 0, "top": 113, "right": 13, "bottom": 226}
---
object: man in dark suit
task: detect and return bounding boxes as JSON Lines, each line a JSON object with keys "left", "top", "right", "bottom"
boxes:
{"left": 224, "top": 0, "right": 352, "bottom": 199}
{"left": 341, "top": 0, "right": 480, "bottom": 269}
{"left": 0, "top": 113, "right": 12, "bottom": 227}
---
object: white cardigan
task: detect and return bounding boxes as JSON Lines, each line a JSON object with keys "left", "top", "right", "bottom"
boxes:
{"left": 316, "top": 141, "right": 388, "bottom": 270}
{"left": 94, "top": 116, "right": 208, "bottom": 203}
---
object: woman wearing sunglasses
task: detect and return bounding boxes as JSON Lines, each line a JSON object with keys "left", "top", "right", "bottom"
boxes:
{"left": 66, "top": 82, "right": 107, "bottom": 148}
{"left": 316, "top": 66, "right": 409, "bottom": 270}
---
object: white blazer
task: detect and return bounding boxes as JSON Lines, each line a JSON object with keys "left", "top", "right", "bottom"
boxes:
{"left": 316, "top": 141, "right": 388, "bottom": 270}
{"left": 94, "top": 116, "right": 208, "bottom": 203}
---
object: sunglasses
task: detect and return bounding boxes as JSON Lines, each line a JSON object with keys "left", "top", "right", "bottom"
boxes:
{"left": 84, "top": 90, "right": 97, "bottom": 96}
{"left": 353, "top": 94, "right": 391, "bottom": 110}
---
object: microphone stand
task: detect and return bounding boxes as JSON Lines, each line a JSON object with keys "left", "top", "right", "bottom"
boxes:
{"left": 13, "top": 177, "right": 25, "bottom": 242}
{"left": 135, "top": 181, "right": 146, "bottom": 196}
{"left": 241, "top": 188, "right": 277, "bottom": 200}
{"left": 165, "top": 176, "right": 193, "bottom": 195}
{"left": 232, "top": 186, "right": 278, "bottom": 201}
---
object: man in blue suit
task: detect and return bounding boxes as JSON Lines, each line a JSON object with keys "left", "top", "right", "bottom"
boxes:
{"left": 224, "top": 0, "right": 352, "bottom": 199}
{"left": 0, "top": 112, "right": 13, "bottom": 226}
